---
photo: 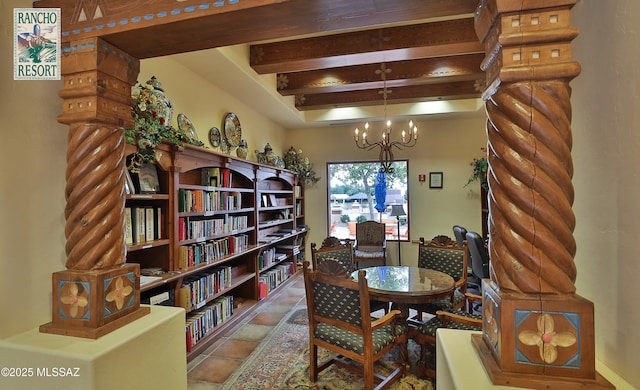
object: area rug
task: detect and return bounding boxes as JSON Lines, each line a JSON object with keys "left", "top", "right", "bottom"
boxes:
{"left": 222, "top": 307, "right": 433, "bottom": 390}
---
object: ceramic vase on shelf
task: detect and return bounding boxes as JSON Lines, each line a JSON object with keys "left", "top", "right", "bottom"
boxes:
{"left": 256, "top": 143, "right": 275, "bottom": 165}
{"left": 236, "top": 139, "right": 248, "bottom": 159}
{"left": 145, "top": 76, "right": 173, "bottom": 126}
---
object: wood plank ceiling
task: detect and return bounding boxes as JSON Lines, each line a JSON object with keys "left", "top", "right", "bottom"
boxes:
{"left": 249, "top": 17, "right": 485, "bottom": 111}
{"left": 37, "top": 0, "right": 485, "bottom": 120}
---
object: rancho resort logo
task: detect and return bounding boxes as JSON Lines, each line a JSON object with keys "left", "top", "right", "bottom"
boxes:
{"left": 14, "top": 8, "right": 61, "bottom": 80}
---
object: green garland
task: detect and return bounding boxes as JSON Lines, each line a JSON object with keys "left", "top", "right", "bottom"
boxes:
{"left": 124, "top": 80, "right": 203, "bottom": 172}
{"left": 284, "top": 147, "right": 320, "bottom": 185}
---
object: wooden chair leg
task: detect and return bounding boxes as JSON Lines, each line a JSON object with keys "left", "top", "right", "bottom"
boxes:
{"left": 400, "top": 341, "right": 409, "bottom": 376}
{"left": 309, "top": 343, "right": 318, "bottom": 382}
{"left": 363, "top": 358, "right": 375, "bottom": 390}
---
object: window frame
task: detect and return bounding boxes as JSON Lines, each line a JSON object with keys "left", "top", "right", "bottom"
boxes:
{"left": 326, "top": 159, "right": 410, "bottom": 242}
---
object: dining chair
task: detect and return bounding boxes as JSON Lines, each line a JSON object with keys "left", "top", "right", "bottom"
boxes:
{"left": 411, "top": 235, "right": 468, "bottom": 320}
{"left": 311, "top": 238, "right": 389, "bottom": 314}
{"left": 414, "top": 293, "right": 483, "bottom": 379}
{"left": 302, "top": 260, "right": 408, "bottom": 390}
{"left": 353, "top": 221, "right": 387, "bottom": 269}
{"left": 311, "top": 237, "right": 356, "bottom": 272}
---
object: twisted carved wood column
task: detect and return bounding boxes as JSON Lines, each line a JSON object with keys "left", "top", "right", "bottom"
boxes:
{"left": 472, "top": 2, "right": 613, "bottom": 387}
{"left": 475, "top": 0, "right": 582, "bottom": 296}
{"left": 57, "top": 38, "right": 140, "bottom": 271}
{"left": 486, "top": 77, "right": 578, "bottom": 294}
{"left": 40, "top": 38, "right": 148, "bottom": 338}
{"left": 64, "top": 122, "right": 127, "bottom": 270}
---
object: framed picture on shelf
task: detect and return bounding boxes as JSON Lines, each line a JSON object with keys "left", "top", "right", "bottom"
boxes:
{"left": 429, "top": 172, "right": 443, "bottom": 189}
{"left": 269, "top": 194, "right": 278, "bottom": 207}
{"left": 262, "top": 195, "right": 269, "bottom": 207}
{"left": 138, "top": 163, "right": 160, "bottom": 193}
{"left": 124, "top": 169, "right": 136, "bottom": 195}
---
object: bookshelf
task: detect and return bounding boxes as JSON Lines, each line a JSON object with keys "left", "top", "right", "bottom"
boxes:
{"left": 125, "top": 143, "right": 173, "bottom": 279}
{"left": 124, "top": 143, "right": 307, "bottom": 360}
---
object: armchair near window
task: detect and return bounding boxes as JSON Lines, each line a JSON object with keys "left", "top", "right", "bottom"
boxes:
{"left": 302, "top": 260, "right": 408, "bottom": 390}
{"left": 353, "top": 221, "right": 387, "bottom": 268}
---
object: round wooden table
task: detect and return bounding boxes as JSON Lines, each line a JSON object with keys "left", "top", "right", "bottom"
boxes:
{"left": 351, "top": 265, "right": 455, "bottom": 321}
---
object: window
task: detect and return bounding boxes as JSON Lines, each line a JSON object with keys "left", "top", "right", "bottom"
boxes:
{"left": 327, "top": 160, "right": 409, "bottom": 241}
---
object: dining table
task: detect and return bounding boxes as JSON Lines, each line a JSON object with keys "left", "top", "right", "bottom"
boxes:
{"left": 351, "top": 265, "right": 455, "bottom": 323}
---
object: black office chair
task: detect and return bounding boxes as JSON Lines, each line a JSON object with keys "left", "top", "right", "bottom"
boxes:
{"left": 452, "top": 225, "right": 468, "bottom": 248}
{"left": 465, "top": 231, "right": 490, "bottom": 303}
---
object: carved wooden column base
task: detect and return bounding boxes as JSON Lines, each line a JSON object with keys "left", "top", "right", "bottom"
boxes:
{"left": 472, "top": 280, "right": 614, "bottom": 389}
{"left": 40, "top": 264, "right": 149, "bottom": 339}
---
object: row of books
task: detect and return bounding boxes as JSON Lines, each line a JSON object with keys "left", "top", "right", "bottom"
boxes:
{"left": 258, "top": 247, "right": 286, "bottom": 270}
{"left": 258, "top": 262, "right": 296, "bottom": 299}
{"left": 178, "top": 215, "right": 249, "bottom": 241}
{"left": 201, "top": 167, "right": 233, "bottom": 188}
{"left": 177, "top": 234, "right": 249, "bottom": 269}
{"left": 125, "top": 206, "right": 163, "bottom": 245}
{"left": 185, "top": 295, "right": 233, "bottom": 352}
{"left": 177, "top": 266, "right": 233, "bottom": 311}
{"left": 178, "top": 188, "right": 244, "bottom": 213}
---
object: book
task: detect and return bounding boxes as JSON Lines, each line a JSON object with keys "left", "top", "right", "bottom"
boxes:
{"left": 124, "top": 207, "right": 133, "bottom": 245}
{"left": 134, "top": 207, "right": 146, "bottom": 243}
{"left": 220, "top": 168, "right": 232, "bottom": 187}
{"left": 145, "top": 207, "right": 155, "bottom": 242}
{"left": 201, "top": 168, "right": 210, "bottom": 186}
{"left": 154, "top": 207, "right": 163, "bottom": 240}
{"left": 208, "top": 167, "right": 220, "bottom": 187}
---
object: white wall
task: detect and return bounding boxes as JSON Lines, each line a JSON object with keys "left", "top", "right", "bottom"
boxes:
{"left": 571, "top": 0, "right": 640, "bottom": 386}
{"left": 0, "top": 0, "right": 68, "bottom": 338}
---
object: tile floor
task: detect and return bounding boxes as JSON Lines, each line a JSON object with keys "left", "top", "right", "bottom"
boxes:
{"left": 186, "top": 271, "right": 308, "bottom": 389}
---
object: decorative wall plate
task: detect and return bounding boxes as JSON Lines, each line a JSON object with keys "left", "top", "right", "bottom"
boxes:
{"left": 208, "top": 127, "right": 221, "bottom": 147}
{"left": 177, "top": 113, "right": 198, "bottom": 141}
{"left": 222, "top": 112, "right": 242, "bottom": 147}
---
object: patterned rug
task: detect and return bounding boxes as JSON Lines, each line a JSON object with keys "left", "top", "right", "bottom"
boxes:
{"left": 222, "top": 308, "right": 433, "bottom": 390}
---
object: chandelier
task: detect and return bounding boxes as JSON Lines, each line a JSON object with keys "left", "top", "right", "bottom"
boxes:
{"left": 353, "top": 63, "right": 417, "bottom": 174}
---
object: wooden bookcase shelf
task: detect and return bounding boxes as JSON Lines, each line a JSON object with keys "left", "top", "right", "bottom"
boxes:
{"left": 124, "top": 143, "right": 307, "bottom": 360}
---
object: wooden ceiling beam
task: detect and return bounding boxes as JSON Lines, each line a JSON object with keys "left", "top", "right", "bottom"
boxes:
{"left": 277, "top": 53, "right": 485, "bottom": 95}
{"left": 37, "top": 0, "right": 479, "bottom": 59}
{"left": 251, "top": 18, "right": 482, "bottom": 74}
{"left": 295, "top": 80, "right": 481, "bottom": 110}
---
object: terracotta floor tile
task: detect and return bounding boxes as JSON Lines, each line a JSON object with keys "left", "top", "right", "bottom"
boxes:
{"left": 211, "top": 338, "right": 260, "bottom": 359}
{"left": 186, "top": 379, "right": 221, "bottom": 390}
{"left": 250, "top": 310, "right": 287, "bottom": 326}
{"left": 188, "top": 355, "right": 243, "bottom": 383}
{"left": 199, "top": 335, "right": 229, "bottom": 356}
{"left": 229, "top": 323, "right": 273, "bottom": 341}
